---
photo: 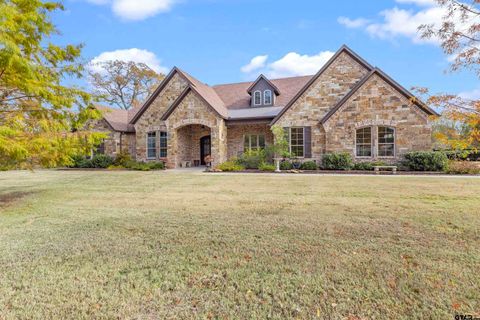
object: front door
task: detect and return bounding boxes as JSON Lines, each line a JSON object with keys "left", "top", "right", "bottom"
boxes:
{"left": 200, "top": 135, "right": 211, "bottom": 165}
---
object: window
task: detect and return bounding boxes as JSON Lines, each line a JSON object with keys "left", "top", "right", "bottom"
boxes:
{"left": 159, "top": 131, "right": 168, "bottom": 158}
{"left": 289, "top": 127, "right": 304, "bottom": 158}
{"left": 264, "top": 90, "right": 272, "bottom": 105}
{"left": 356, "top": 127, "right": 372, "bottom": 157}
{"left": 378, "top": 127, "right": 395, "bottom": 157}
{"left": 244, "top": 134, "right": 266, "bottom": 151}
{"left": 253, "top": 91, "right": 261, "bottom": 106}
{"left": 147, "top": 132, "right": 156, "bottom": 159}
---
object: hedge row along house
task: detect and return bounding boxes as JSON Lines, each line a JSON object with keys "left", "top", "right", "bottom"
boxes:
{"left": 94, "top": 45, "right": 438, "bottom": 168}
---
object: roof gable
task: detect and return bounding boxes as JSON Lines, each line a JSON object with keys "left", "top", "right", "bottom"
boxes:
{"left": 321, "top": 68, "right": 439, "bottom": 124}
{"left": 270, "top": 45, "right": 374, "bottom": 125}
{"left": 247, "top": 74, "right": 281, "bottom": 95}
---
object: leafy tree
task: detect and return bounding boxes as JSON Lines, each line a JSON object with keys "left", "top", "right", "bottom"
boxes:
{"left": 88, "top": 60, "right": 165, "bottom": 110}
{"left": 417, "top": 0, "right": 480, "bottom": 151}
{"left": 0, "top": 0, "right": 105, "bottom": 169}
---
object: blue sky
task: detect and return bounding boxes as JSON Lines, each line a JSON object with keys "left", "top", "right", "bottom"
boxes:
{"left": 54, "top": 0, "right": 478, "bottom": 98}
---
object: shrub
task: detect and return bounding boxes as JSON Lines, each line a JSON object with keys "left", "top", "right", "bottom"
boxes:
{"left": 259, "top": 162, "right": 276, "bottom": 172}
{"left": 216, "top": 161, "right": 245, "bottom": 172}
{"left": 114, "top": 152, "right": 132, "bottom": 166}
{"left": 280, "top": 161, "right": 293, "bottom": 171}
{"left": 403, "top": 151, "right": 448, "bottom": 171}
{"left": 69, "top": 155, "right": 91, "bottom": 168}
{"left": 90, "top": 154, "right": 114, "bottom": 169}
{"left": 237, "top": 150, "right": 267, "bottom": 169}
{"left": 300, "top": 161, "right": 317, "bottom": 171}
{"left": 444, "top": 161, "right": 480, "bottom": 175}
{"left": 125, "top": 161, "right": 165, "bottom": 171}
{"left": 322, "top": 152, "right": 353, "bottom": 170}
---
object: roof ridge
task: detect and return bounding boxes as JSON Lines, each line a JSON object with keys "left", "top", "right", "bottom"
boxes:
{"left": 212, "top": 74, "right": 314, "bottom": 88}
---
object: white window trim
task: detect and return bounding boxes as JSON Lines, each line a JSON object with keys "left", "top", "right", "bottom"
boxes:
{"left": 159, "top": 131, "right": 168, "bottom": 158}
{"left": 146, "top": 132, "right": 157, "bottom": 160}
{"left": 253, "top": 90, "right": 262, "bottom": 106}
{"left": 377, "top": 126, "right": 396, "bottom": 158}
{"left": 263, "top": 90, "right": 272, "bottom": 105}
{"left": 355, "top": 126, "right": 373, "bottom": 159}
{"left": 289, "top": 127, "right": 305, "bottom": 159}
{"left": 243, "top": 134, "right": 266, "bottom": 151}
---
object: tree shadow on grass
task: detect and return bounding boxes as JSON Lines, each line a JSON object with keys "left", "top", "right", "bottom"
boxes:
{"left": 0, "top": 191, "right": 35, "bottom": 208}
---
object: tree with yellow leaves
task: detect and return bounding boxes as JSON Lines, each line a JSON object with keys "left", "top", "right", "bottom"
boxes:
{"left": 0, "top": 0, "right": 105, "bottom": 169}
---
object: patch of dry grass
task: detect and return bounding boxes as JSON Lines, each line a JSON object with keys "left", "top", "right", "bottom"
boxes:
{"left": 0, "top": 170, "right": 479, "bottom": 319}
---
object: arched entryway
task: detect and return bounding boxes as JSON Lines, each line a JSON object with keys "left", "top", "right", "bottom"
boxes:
{"left": 175, "top": 124, "right": 212, "bottom": 167}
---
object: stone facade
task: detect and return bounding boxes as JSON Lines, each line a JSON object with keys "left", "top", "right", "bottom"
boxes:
{"left": 134, "top": 73, "right": 188, "bottom": 162}
{"left": 165, "top": 90, "right": 227, "bottom": 168}
{"left": 275, "top": 52, "right": 370, "bottom": 162}
{"left": 226, "top": 124, "right": 274, "bottom": 159}
{"left": 323, "top": 74, "right": 432, "bottom": 160}
{"left": 93, "top": 47, "right": 436, "bottom": 167}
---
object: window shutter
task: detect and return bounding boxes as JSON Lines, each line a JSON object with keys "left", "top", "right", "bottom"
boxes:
{"left": 304, "top": 127, "right": 312, "bottom": 158}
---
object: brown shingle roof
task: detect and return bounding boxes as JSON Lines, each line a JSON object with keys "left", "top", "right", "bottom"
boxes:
{"left": 96, "top": 105, "right": 136, "bottom": 132}
{"left": 212, "top": 75, "right": 313, "bottom": 110}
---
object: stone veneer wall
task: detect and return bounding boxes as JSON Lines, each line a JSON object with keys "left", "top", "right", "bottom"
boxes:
{"left": 323, "top": 74, "right": 432, "bottom": 161}
{"left": 226, "top": 124, "right": 274, "bottom": 159}
{"left": 165, "top": 91, "right": 227, "bottom": 168}
{"left": 134, "top": 73, "right": 188, "bottom": 162}
{"left": 274, "top": 52, "right": 370, "bottom": 161}
{"left": 176, "top": 125, "right": 211, "bottom": 164}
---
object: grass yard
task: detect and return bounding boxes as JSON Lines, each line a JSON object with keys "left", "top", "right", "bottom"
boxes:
{"left": 0, "top": 170, "right": 479, "bottom": 319}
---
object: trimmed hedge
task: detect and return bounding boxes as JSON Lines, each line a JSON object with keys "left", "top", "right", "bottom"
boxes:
{"left": 300, "top": 161, "right": 318, "bottom": 171}
{"left": 322, "top": 152, "right": 353, "bottom": 170}
{"left": 217, "top": 161, "right": 245, "bottom": 172}
{"left": 280, "top": 161, "right": 293, "bottom": 171}
{"left": 259, "top": 162, "right": 276, "bottom": 172}
{"left": 403, "top": 151, "right": 448, "bottom": 171}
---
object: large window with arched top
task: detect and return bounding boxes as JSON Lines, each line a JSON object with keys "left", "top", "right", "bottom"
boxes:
{"left": 356, "top": 127, "right": 372, "bottom": 157}
{"left": 378, "top": 126, "right": 395, "bottom": 157}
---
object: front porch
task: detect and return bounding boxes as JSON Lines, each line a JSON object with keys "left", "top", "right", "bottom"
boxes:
{"left": 175, "top": 124, "right": 212, "bottom": 168}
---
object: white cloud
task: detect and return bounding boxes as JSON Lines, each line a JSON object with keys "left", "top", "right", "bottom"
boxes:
{"left": 337, "top": 0, "right": 446, "bottom": 44}
{"left": 241, "top": 51, "right": 335, "bottom": 79}
{"left": 86, "top": 0, "right": 176, "bottom": 21}
{"left": 338, "top": 17, "right": 370, "bottom": 29}
{"left": 241, "top": 55, "right": 268, "bottom": 73}
{"left": 89, "top": 48, "right": 169, "bottom": 73}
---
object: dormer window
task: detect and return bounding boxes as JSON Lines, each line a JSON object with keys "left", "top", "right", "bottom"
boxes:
{"left": 253, "top": 91, "right": 262, "bottom": 106}
{"left": 264, "top": 90, "right": 272, "bottom": 105}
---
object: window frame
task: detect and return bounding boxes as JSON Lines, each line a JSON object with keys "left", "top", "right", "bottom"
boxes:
{"left": 146, "top": 131, "right": 157, "bottom": 160}
{"left": 244, "top": 134, "right": 266, "bottom": 151}
{"left": 263, "top": 90, "right": 273, "bottom": 105}
{"left": 253, "top": 91, "right": 262, "bottom": 106}
{"left": 355, "top": 127, "right": 373, "bottom": 158}
{"left": 289, "top": 127, "right": 305, "bottom": 158}
{"left": 159, "top": 131, "right": 168, "bottom": 158}
{"left": 377, "top": 126, "right": 396, "bottom": 158}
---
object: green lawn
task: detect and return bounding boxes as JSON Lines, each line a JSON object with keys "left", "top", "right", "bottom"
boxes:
{"left": 0, "top": 170, "right": 479, "bottom": 319}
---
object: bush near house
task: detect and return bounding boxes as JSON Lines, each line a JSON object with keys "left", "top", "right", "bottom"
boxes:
{"left": 124, "top": 161, "right": 165, "bottom": 171}
{"left": 237, "top": 150, "right": 267, "bottom": 169}
{"left": 300, "top": 161, "right": 318, "bottom": 171}
{"left": 322, "top": 152, "right": 354, "bottom": 170}
{"left": 216, "top": 161, "right": 245, "bottom": 172}
{"left": 90, "top": 155, "right": 114, "bottom": 169}
{"left": 280, "top": 161, "right": 293, "bottom": 171}
{"left": 444, "top": 161, "right": 480, "bottom": 175}
{"left": 403, "top": 151, "right": 448, "bottom": 171}
{"left": 259, "top": 162, "right": 276, "bottom": 172}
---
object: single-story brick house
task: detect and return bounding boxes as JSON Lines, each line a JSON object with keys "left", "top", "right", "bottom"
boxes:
{"left": 95, "top": 45, "right": 438, "bottom": 168}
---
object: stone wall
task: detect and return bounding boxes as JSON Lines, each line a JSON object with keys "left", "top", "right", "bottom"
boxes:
{"left": 175, "top": 125, "right": 211, "bottom": 164}
{"left": 166, "top": 90, "right": 226, "bottom": 168}
{"left": 323, "top": 74, "right": 432, "bottom": 161}
{"left": 226, "top": 124, "right": 274, "bottom": 159}
{"left": 275, "top": 52, "right": 370, "bottom": 161}
{"left": 134, "top": 73, "right": 188, "bottom": 162}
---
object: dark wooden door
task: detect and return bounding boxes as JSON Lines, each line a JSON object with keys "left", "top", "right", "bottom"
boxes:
{"left": 200, "top": 135, "right": 211, "bottom": 165}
